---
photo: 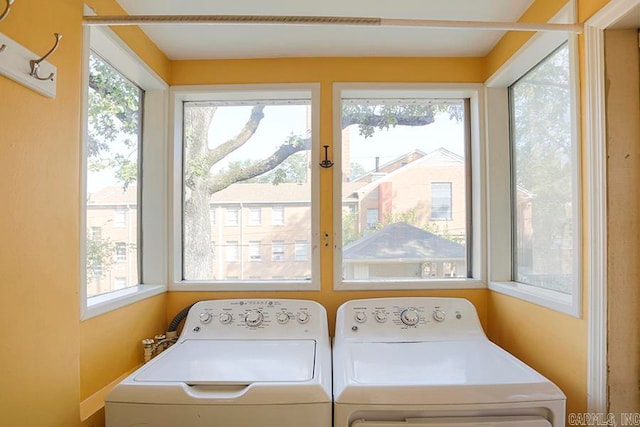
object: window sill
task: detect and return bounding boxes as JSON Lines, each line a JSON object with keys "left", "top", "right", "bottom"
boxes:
{"left": 335, "top": 278, "right": 486, "bottom": 291}
{"left": 170, "top": 280, "right": 319, "bottom": 292}
{"left": 489, "top": 281, "right": 580, "bottom": 317}
{"left": 82, "top": 284, "right": 166, "bottom": 320}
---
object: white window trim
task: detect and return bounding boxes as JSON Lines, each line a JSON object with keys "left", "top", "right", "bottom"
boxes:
{"left": 169, "top": 84, "right": 321, "bottom": 292}
{"left": 485, "top": 3, "right": 582, "bottom": 318}
{"left": 80, "top": 16, "right": 168, "bottom": 320}
{"left": 583, "top": 0, "right": 640, "bottom": 413}
{"left": 333, "top": 83, "right": 487, "bottom": 291}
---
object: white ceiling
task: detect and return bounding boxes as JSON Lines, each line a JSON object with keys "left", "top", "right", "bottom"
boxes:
{"left": 114, "top": 0, "right": 536, "bottom": 60}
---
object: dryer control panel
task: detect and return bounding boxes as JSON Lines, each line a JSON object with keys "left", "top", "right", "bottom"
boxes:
{"left": 335, "top": 297, "right": 486, "bottom": 341}
{"left": 180, "top": 299, "right": 328, "bottom": 341}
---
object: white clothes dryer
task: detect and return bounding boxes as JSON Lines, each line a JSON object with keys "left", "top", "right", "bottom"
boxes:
{"left": 106, "top": 299, "right": 331, "bottom": 427}
{"left": 333, "top": 297, "right": 565, "bottom": 427}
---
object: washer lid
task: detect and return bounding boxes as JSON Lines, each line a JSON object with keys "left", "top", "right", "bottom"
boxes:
{"left": 134, "top": 340, "right": 316, "bottom": 384}
{"left": 336, "top": 339, "right": 565, "bottom": 405}
{"left": 350, "top": 340, "right": 543, "bottom": 386}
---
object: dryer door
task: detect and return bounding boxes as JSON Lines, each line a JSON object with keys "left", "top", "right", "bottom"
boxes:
{"left": 351, "top": 417, "right": 551, "bottom": 427}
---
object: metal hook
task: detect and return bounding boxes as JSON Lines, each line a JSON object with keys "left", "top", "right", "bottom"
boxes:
{"left": 0, "top": 0, "right": 14, "bottom": 53}
{"left": 29, "top": 32, "right": 62, "bottom": 81}
{"left": 0, "top": 0, "right": 14, "bottom": 23}
{"left": 319, "top": 145, "right": 334, "bottom": 169}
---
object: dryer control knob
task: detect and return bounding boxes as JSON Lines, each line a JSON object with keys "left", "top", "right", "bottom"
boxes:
{"left": 297, "top": 311, "right": 310, "bottom": 324}
{"left": 374, "top": 311, "right": 387, "bottom": 323}
{"left": 276, "top": 312, "right": 290, "bottom": 324}
{"left": 199, "top": 312, "right": 213, "bottom": 324}
{"left": 219, "top": 312, "right": 233, "bottom": 325}
{"left": 354, "top": 311, "right": 367, "bottom": 323}
{"left": 433, "top": 309, "right": 446, "bottom": 322}
{"left": 400, "top": 308, "right": 420, "bottom": 326}
{"left": 245, "top": 310, "right": 264, "bottom": 327}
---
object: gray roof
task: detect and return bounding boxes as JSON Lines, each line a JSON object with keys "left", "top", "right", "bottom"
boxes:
{"left": 343, "top": 222, "right": 465, "bottom": 261}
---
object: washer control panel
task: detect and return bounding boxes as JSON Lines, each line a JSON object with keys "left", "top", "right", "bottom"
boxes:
{"left": 336, "top": 297, "right": 485, "bottom": 341}
{"left": 180, "top": 299, "right": 327, "bottom": 340}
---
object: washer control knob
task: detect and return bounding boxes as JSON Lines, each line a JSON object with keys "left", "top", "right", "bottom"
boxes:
{"left": 297, "top": 311, "right": 310, "bottom": 324}
{"left": 276, "top": 312, "right": 290, "bottom": 324}
{"left": 374, "top": 311, "right": 388, "bottom": 323}
{"left": 400, "top": 308, "right": 420, "bottom": 326}
{"left": 433, "top": 309, "right": 446, "bottom": 322}
{"left": 354, "top": 311, "right": 367, "bottom": 323}
{"left": 245, "top": 310, "right": 264, "bottom": 327}
{"left": 199, "top": 312, "right": 213, "bottom": 324}
{"left": 219, "top": 312, "right": 233, "bottom": 325}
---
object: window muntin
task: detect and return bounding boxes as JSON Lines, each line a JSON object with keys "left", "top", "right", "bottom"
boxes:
{"left": 339, "top": 95, "right": 469, "bottom": 283}
{"left": 85, "top": 52, "right": 142, "bottom": 298}
{"left": 181, "top": 95, "right": 314, "bottom": 283}
{"left": 509, "top": 43, "right": 577, "bottom": 295}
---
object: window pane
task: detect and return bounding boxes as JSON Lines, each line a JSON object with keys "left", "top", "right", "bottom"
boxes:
{"left": 510, "top": 44, "right": 575, "bottom": 294}
{"left": 85, "top": 52, "right": 142, "bottom": 297}
{"left": 183, "top": 98, "right": 312, "bottom": 281}
{"left": 341, "top": 97, "right": 468, "bottom": 281}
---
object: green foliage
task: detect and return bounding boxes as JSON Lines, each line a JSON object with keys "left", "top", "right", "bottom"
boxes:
{"left": 87, "top": 53, "right": 142, "bottom": 190}
{"left": 85, "top": 234, "right": 115, "bottom": 278}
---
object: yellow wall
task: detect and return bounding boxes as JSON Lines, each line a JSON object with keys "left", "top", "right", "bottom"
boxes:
{"left": 168, "top": 55, "right": 489, "bottom": 340}
{"left": 0, "top": 0, "right": 169, "bottom": 426}
{"left": 0, "top": 0, "right": 618, "bottom": 425}
{"left": 483, "top": 0, "right": 613, "bottom": 420}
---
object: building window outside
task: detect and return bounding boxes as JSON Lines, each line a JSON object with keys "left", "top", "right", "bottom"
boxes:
{"left": 295, "top": 240, "right": 308, "bottom": 261}
{"left": 85, "top": 52, "right": 142, "bottom": 297}
{"left": 272, "top": 206, "right": 284, "bottom": 225}
{"left": 509, "top": 43, "right": 576, "bottom": 295}
{"left": 181, "top": 90, "right": 314, "bottom": 284}
{"left": 115, "top": 242, "right": 127, "bottom": 262}
{"left": 272, "top": 240, "right": 285, "bottom": 261}
{"left": 366, "top": 208, "right": 379, "bottom": 229}
{"left": 431, "top": 182, "right": 453, "bottom": 220}
{"left": 249, "top": 241, "right": 262, "bottom": 261}
{"left": 225, "top": 207, "right": 239, "bottom": 226}
{"left": 114, "top": 277, "right": 127, "bottom": 290}
{"left": 210, "top": 241, "right": 216, "bottom": 259}
{"left": 209, "top": 208, "right": 216, "bottom": 226}
{"left": 225, "top": 241, "right": 239, "bottom": 262}
{"left": 339, "top": 91, "right": 469, "bottom": 283}
{"left": 248, "top": 207, "right": 261, "bottom": 226}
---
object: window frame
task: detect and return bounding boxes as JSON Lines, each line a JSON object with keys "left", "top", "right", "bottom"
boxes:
{"left": 80, "top": 22, "right": 168, "bottom": 320}
{"left": 332, "top": 83, "right": 486, "bottom": 291}
{"left": 485, "top": 4, "right": 582, "bottom": 317}
{"left": 170, "top": 84, "right": 321, "bottom": 291}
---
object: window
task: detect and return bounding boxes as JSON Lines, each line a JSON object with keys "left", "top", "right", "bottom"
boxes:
{"left": 510, "top": 44, "right": 577, "bottom": 297}
{"left": 225, "top": 207, "right": 240, "bottom": 226}
{"left": 272, "top": 240, "right": 285, "bottom": 261}
{"left": 249, "top": 241, "right": 262, "bottom": 261}
{"left": 336, "top": 86, "right": 474, "bottom": 288}
{"left": 431, "top": 182, "right": 452, "bottom": 220}
{"left": 272, "top": 206, "right": 284, "bottom": 225}
{"left": 209, "top": 208, "right": 216, "bottom": 226}
{"left": 225, "top": 241, "right": 239, "bottom": 262}
{"left": 81, "top": 24, "right": 167, "bottom": 319}
{"left": 115, "top": 242, "right": 127, "bottom": 262}
{"left": 366, "top": 208, "right": 379, "bottom": 229}
{"left": 177, "top": 85, "right": 319, "bottom": 290}
{"left": 248, "top": 207, "right": 261, "bottom": 226}
{"left": 295, "top": 241, "right": 308, "bottom": 261}
{"left": 85, "top": 52, "right": 141, "bottom": 297}
{"left": 485, "top": 23, "right": 581, "bottom": 317}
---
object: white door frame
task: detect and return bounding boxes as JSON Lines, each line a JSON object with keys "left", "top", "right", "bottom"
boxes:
{"left": 584, "top": 0, "right": 640, "bottom": 412}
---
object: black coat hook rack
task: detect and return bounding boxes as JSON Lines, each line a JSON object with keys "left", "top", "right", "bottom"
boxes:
{"left": 319, "top": 145, "right": 334, "bottom": 169}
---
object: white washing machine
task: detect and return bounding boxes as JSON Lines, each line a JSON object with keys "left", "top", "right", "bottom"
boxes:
{"left": 333, "top": 297, "right": 565, "bottom": 427}
{"left": 106, "top": 299, "right": 332, "bottom": 427}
